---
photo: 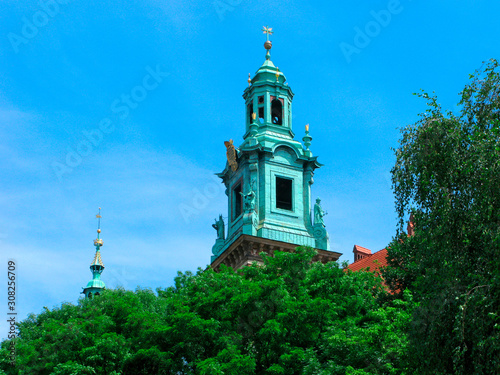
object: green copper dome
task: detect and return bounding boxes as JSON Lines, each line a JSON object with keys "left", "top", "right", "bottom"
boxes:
{"left": 86, "top": 278, "right": 106, "bottom": 289}
{"left": 252, "top": 57, "right": 286, "bottom": 85}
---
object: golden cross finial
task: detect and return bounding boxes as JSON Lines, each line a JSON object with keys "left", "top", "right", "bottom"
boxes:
{"left": 94, "top": 207, "right": 103, "bottom": 245}
{"left": 96, "top": 207, "right": 102, "bottom": 231}
{"left": 262, "top": 26, "right": 273, "bottom": 41}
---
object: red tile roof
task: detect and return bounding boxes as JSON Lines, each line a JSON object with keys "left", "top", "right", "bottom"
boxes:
{"left": 348, "top": 248, "right": 388, "bottom": 274}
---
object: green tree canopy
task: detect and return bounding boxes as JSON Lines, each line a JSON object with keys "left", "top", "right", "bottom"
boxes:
{"left": 384, "top": 59, "right": 500, "bottom": 374}
{"left": 1, "top": 248, "right": 414, "bottom": 374}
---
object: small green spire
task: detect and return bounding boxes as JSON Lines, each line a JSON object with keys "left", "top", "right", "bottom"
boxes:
{"left": 82, "top": 207, "right": 106, "bottom": 298}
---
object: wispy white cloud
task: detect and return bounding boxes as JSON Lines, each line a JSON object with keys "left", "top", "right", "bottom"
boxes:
{"left": 0, "top": 138, "right": 225, "bottom": 340}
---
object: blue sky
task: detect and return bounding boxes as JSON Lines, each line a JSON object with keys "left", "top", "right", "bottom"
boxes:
{"left": 1, "top": 0, "right": 499, "bottom": 339}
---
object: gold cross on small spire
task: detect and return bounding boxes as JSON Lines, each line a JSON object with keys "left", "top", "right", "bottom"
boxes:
{"left": 96, "top": 207, "right": 102, "bottom": 231}
{"left": 262, "top": 26, "right": 273, "bottom": 41}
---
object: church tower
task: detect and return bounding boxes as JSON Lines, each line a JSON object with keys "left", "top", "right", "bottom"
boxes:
{"left": 210, "top": 28, "right": 341, "bottom": 270}
{"left": 82, "top": 208, "right": 106, "bottom": 298}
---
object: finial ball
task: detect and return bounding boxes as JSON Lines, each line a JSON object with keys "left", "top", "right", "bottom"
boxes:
{"left": 97, "top": 229, "right": 101, "bottom": 233}
{"left": 264, "top": 41, "right": 272, "bottom": 50}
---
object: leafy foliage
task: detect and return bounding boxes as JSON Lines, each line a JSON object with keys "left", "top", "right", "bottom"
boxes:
{"left": 1, "top": 247, "right": 413, "bottom": 374}
{"left": 384, "top": 59, "right": 500, "bottom": 374}
{"left": 6, "top": 60, "right": 497, "bottom": 375}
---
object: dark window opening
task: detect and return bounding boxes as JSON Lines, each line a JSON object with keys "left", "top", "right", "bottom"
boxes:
{"left": 258, "top": 96, "right": 264, "bottom": 104}
{"left": 88, "top": 292, "right": 93, "bottom": 299}
{"left": 258, "top": 107, "right": 264, "bottom": 124}
{"left": 234, "top": 184, "right": 242, "bottom": 219}
{"left": 272, "top": 99, "right": 283, "bottom": 125}
{"left": 95, "top": 292, "right": 100, "bottom": 296}
{"left": 276, "top": 177, "right": 292, "bottom": 210}
{"left": 247, "top": 103, "right": 253, "bottom": 124}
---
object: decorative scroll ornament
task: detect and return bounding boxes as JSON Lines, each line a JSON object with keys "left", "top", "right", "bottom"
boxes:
{"left": 224, "top": 139, "right": 238, "bottom": 172}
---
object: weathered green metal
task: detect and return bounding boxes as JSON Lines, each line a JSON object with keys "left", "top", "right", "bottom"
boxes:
{"left": 212, "top": 33, "right": 330, "bottom": 263}
{"left": 82, "top": 208, "right": 106, "bottom": 298}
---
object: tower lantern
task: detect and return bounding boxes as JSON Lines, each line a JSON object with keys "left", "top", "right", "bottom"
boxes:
{"left": 82, "top": 208, "right": 106, "bottom": 298}
{"left": 210, "top": 29, "right": 341, "bottom": 270}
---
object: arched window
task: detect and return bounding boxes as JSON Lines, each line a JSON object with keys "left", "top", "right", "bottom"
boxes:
{"left": 94, "top": 292, "right": 100, "bottom": 296}
{"left": 271, "top": 99, "right": 283, "bottom": 125}
{"left": 258, "top": 96, "right": 265, "bottom": 123}
{"left": 233, "top": 183, "right": 242, "bottom": 219}
{"left": 247, "top": 103, "right": 253, "bottom": 125}
{"left": 88, "top": 292, "right": 93, "bottom": 299}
